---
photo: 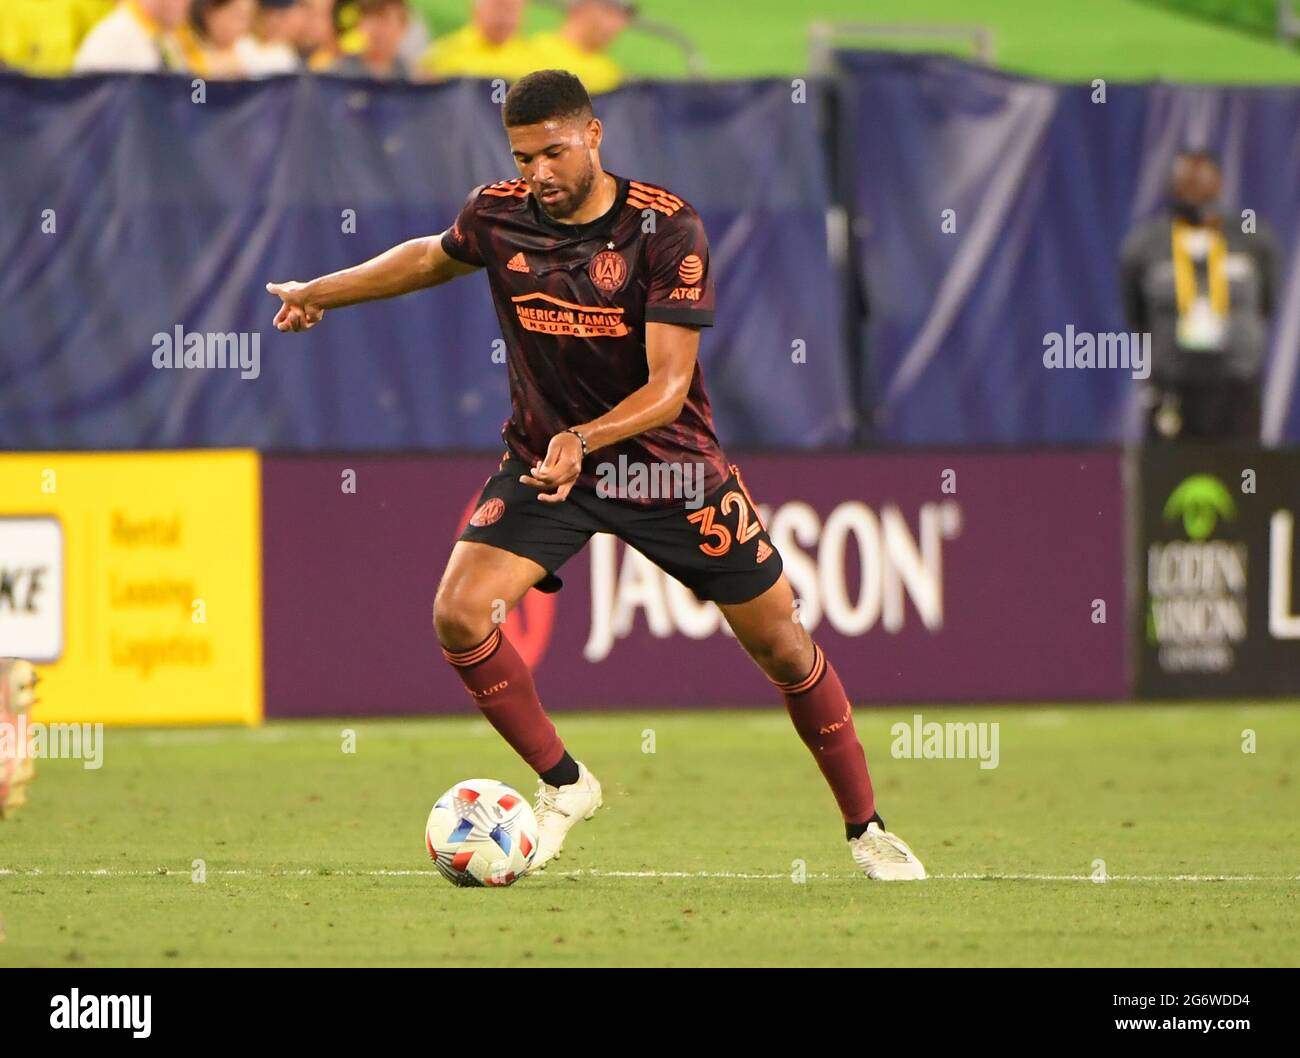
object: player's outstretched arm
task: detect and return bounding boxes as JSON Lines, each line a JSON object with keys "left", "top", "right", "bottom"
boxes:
{"left": 265, "top": 234, "right": 480, "bottom": 332}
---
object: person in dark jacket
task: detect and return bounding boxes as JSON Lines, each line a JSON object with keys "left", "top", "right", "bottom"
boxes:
{"left": 1121, "top": 150, "right": 1279, "bottom": 442}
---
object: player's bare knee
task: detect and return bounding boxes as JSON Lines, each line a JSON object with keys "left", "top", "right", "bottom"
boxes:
{"left": 432, "top": 585, "right": 495, "bottom": 651}
{"left": 766, "top": 646, "right": 815, "bottom": 685}
{"left": 745, "top": 622, "right": 814, "bottom": 685}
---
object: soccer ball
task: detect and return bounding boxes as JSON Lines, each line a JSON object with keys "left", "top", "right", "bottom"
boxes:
{"left": 425, "top": 778, "right": 539, "bottom": 887}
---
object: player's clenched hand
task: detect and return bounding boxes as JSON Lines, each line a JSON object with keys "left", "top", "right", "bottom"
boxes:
{"left": 520, "top": 431, "right": 584, "bottom": 503}
{"left": 265, "top": 280, "right": 325, "bottom": 332}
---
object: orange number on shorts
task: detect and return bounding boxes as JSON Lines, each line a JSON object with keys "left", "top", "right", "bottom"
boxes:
{"left": 687, "top": 505, "right": 732, "bottom": 556}
{"left": 720, "top": 490, "right": 761, "bottom": 544}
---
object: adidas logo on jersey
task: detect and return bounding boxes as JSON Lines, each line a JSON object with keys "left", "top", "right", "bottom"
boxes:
{"left": 507, "top": 252, "right": 529, "bottom": 273}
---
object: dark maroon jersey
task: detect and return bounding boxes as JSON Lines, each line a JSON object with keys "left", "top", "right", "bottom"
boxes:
{"left": 441, "top": 174, "right": 730, "bottom": 506}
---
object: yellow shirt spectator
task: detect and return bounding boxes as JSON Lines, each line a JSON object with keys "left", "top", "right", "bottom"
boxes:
{"left": 1, "top": 0, "right": 114, "bottom": 75}
{"left": 526, "top": 29, "right": 622, "bottom": 94}
{"left": 421, "top": 21, "right": 538, "bottom": 81}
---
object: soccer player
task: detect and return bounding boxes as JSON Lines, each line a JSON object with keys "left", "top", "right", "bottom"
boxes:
{"left": 266, "top": 70, "right": 925, "bottom": 881}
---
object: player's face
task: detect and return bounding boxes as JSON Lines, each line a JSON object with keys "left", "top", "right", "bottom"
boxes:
{"left": 1172, "top": 155, "right": 1221, "bottom": 207}
{"left": 506, "top": 117, "right": 601, "bottom": 220}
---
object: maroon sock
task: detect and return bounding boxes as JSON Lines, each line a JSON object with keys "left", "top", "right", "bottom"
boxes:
{"left": 775, "top": 644, "right": 876, "bottom": 825}
{"left": 442, "top": 628, "right": 566, "bottom": 775}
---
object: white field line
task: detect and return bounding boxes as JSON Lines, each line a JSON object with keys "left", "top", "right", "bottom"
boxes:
{"left": 116, "top": 702, "right": 1299, "bottom": 747}
{"left": 0, "top": 867, "right": 1295, "bottom": 883}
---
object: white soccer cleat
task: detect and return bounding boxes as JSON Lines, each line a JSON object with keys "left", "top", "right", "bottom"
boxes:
{"left": 849, "top": 821, "right": 927, "bottom": 881}
{"left": 531, "top": 761, "right": 602, "bottom": 871}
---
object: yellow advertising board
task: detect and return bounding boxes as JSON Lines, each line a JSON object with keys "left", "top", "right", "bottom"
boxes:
{"left": 0, "top": 452, "right": 261, "bottom": 725}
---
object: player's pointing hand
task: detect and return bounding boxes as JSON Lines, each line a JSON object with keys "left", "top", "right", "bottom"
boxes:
{"left": 266, "top": 280, "right": 325, "bottom": 332}
{"left": 520, "top": 431, "right": 584, "bottom": 503}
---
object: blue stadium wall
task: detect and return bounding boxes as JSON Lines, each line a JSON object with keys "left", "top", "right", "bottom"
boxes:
{"left": 1, "top": 56, "right": 1298, "bottom": 450}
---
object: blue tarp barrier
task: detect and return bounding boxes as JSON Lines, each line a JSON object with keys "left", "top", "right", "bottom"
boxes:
{"left": 0, "top": 74, "right": 854, "bottom": 450}
{"left": 837, "top": 52, "right": 1300, "bottom": 444}
{"left": 4, "top": 59, "right": 1298, "bottom": 449}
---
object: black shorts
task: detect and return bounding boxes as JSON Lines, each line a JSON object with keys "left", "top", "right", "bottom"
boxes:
{"left": 459, "top": 456, "right": 784, "bottom": 605}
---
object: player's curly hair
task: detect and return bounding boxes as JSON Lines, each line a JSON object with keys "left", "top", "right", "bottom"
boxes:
{"left": 502, "top": 70, "right": 593, "bottom": 128}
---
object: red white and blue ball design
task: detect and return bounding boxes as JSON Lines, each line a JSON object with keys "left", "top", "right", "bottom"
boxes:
{"left": 425, "top": 778, "right": 539, "bottom": 887}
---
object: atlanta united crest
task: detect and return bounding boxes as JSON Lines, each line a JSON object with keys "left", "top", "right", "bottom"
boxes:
{"left": 470, "top": 498, "right": 505, "bottom": 527}
{"left": 588, "top": 249, "right": 628, "bottom": 293}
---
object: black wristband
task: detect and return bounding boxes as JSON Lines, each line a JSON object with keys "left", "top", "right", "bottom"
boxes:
{"left": 565, "top": 428, "right": 589, "bottom": 457}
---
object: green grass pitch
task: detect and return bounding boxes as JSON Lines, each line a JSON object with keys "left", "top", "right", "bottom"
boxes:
{"left": 2, "top": 703, "right": 1297, "bottom": 967}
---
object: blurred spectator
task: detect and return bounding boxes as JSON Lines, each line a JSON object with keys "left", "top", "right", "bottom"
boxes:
{"left": 1, "top": 0, "right": 114, "bottom": 75}
{"left": 331, "top": 0, "right": 410, "bottom": 79}
{"left": 337, "top": 0, "right": 432, "bottom": 74}
{"left": 421, "top": 0, "right": 536, "bottom": 81}
{"left": 74, "top": 0, "right": 199, "bottom": 72}
{"left": 237, "top": 0, "right": 303, "bottom": 75}
{"left": 529, "top": 0, "right": 631, "bottom": 94}
{"left": 296, "top": 0, "right": 339, "bottom": 70}
{"left": 192, "top": 0, "right": 255, "bottom": 77}
{"left": 1122, "top": 150, "right": 1280, "bottom": 443}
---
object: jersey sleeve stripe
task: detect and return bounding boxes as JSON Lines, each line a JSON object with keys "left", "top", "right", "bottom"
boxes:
{"left": 629, "top": 180, "right": 686, "bottom": 209}
{"left": 626, "top": 192, "right": 681, "bottom": 217}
